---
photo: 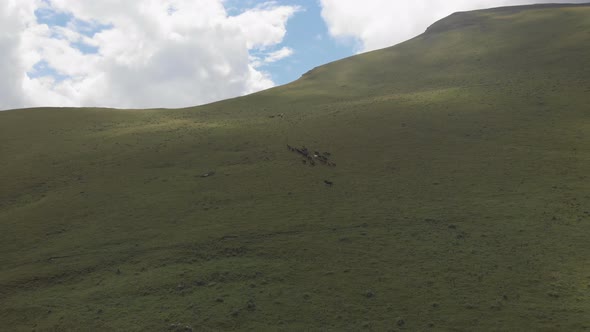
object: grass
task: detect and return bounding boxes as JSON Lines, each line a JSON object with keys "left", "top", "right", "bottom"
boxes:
{"left": 1, "top": 3, "right": 590, "bottom": 331}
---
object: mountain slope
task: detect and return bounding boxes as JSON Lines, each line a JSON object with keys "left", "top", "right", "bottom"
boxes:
{"left": 1, "top": 3, "right": 590, "bottom": 331}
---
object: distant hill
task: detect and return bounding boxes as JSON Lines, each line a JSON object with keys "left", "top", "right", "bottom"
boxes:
{"left": 1, "top": 3, "right": 590, "bottom": 331}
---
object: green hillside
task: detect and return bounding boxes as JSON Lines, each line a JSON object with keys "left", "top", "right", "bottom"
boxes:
{"left": 1, "top": 3, "right": 590, "bottom": 331}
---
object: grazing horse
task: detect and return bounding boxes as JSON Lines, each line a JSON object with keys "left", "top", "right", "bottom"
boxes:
{"left": 324, "top": 180, "right": 333, "bottom": 186}
{"left": 296, "top": 148, "right": 309, "bottom": 157}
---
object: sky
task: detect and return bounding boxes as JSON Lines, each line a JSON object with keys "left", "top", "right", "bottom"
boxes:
{"left": 0, "top": 0, "right": 587, "bottom": 110}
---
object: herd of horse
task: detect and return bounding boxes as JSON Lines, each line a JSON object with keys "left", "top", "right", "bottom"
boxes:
{"left": 286, "top": 144, "right": 336, "bottom": 168}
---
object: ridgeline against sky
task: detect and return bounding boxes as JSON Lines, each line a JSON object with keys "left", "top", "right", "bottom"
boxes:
{"left": 0, "top": 0, "right": 588, "bottom": 111}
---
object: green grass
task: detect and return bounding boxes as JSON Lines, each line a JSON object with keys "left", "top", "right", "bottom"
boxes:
{"left": 1, "top": 3, "right": 590, "bottom": 331}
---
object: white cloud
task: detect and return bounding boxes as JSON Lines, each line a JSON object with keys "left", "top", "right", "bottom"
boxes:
{"left": 320, "top": 0, "right": 590, "bottom": 52}
{"left": 264, "top": 46, "right": 294, "bottom": 63}
{"left": 0, "top": 0, "right": 37, "bottom": 110}
{"left": 229, "top": 3, "right": 301, "bottom": 49}
{"left": 0, "top": 0, "right": 299, "bottom": 110}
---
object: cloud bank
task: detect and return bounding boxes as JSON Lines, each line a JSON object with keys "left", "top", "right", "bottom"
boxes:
{"left": 1, "top": 0, "right": 299, "bottom": 110}
{"left": 320, "top": 0, "right": 589, "bottom": 52}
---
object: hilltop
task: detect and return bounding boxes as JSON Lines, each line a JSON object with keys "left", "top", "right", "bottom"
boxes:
{"left": 1, "top": 3, "right": 590, "bottom": 331}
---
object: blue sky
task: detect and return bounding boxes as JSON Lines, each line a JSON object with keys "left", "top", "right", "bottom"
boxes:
{"left": 249, "top": 0, "right": 355, "bottom": 85}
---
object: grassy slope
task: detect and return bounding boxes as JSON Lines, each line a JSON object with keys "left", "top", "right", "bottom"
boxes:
{"left": 1, "top": 4, "right": 590, "bottom": 331}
